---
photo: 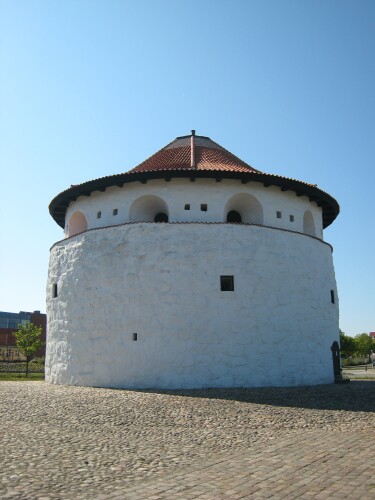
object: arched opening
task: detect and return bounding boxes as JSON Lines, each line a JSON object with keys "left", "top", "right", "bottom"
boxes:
{"left": 129, "top": 195, "right": 169, "bottom": 223}
{"left": 226, "top": 210, "right": 242, "bottom": 223}
{"left": 224, "top": 193, "right": 263, "bottom": 225}
{"left": 68, "top": 211, "right": 88, "bottom": 237}
{"left": 303, "top": 210, "right": 316, "bottom": 237}
{"left": 154, "top": 212, "right": 169, "bottom": 223}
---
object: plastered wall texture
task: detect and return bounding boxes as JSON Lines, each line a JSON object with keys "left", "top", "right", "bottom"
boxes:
{"left": 46, "top": 222, "right": 339, "bottom": 389}
{"left": 64, "top": 179, "right": 323, "bottom": 238}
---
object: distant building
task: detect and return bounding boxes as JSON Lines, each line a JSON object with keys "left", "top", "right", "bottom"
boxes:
{"left": 0, "top": 310, "right": 46, "bottom": 358}
{"left": 369, "top": 332, "right": 375, "bottom": 338}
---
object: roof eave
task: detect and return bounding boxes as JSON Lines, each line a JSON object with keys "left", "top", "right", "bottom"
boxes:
{"left": 49, "top": 169, "right": 340, "bottom": 229}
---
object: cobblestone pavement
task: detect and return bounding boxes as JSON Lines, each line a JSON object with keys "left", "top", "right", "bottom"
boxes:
{"left": 0, "top": 381, "right": 374, "bottom": 499}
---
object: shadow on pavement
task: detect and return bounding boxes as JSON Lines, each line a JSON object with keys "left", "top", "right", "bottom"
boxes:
{"left": 138, "top": 380, "right": 375, "bottom": 413}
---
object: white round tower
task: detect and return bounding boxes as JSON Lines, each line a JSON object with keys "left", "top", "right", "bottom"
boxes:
{"left": 46, "top": 132, "right": 340, "bottom": 388}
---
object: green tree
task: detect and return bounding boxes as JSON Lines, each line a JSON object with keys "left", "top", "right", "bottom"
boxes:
{"left": 353, "top": 333, "right": 375, "bottom": 359}
{"left": 339, "top": 330, "right": 356, "bottom": 357}
{"left": 14, "top": 322, "right": 44, "bottom": 377}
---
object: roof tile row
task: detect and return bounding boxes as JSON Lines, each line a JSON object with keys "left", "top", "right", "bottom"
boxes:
{"left": 129, "top": 135, "right": 260, "bottom": 174}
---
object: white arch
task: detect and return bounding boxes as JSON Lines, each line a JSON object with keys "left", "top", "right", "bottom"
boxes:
{"left": 68, "top": 211, "right": 88, "bottom": 237}
{"left": 303, "top": 210, "right": 316, "bottom": 237}
{"left": 129, "top": 195, "right": 169, "bottom": 223}
{"left": 224, "top": 193, "right": 263, "bottom": 224}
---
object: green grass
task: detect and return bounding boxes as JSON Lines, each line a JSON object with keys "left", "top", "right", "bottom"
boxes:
{"left": 0, "top": 372, "right": 45, "bottom": 381}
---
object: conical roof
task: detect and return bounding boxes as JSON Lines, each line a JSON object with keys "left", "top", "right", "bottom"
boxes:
{"left": 49, "top": 131, "right": 340, "bottom": 229}
{"left": 128, "top": 132, "right": 260, "bottom": 174}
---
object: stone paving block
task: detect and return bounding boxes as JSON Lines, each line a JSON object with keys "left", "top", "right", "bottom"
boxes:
{"left": 1, "top": 381, "right": 375, "bottom": 499}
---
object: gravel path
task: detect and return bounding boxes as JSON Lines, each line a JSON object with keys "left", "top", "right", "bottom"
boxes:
{"left": 0, "top": 381, "right": 374, "bottom": 499}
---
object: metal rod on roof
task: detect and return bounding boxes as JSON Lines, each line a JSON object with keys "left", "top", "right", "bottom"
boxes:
{"left": 191, "top": 130, "right": 196, "bottom": 168}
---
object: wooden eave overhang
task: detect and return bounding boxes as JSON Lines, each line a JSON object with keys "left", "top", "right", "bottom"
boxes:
{"left": 49, "top": 169, "right": 340, "bottom": 229}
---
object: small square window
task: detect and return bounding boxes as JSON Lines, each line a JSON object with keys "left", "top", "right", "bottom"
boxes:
{"left": 184, "top": 204, "right": 190, "bottom": 210}
{"left": 52, "top": 283, "right": 58, "bottom": 298}
{"left": 290, "top": 215, "right": 294, "bottom": 222}
{"left": 276, "top": 211, "right": 282, "bottom": 219}
{"left": 97, "top": 211, "right": 102, "bottom": 219}
{"left": 220, "top": 275, "right": 234, "bottom": 291}
{"left": 132, "top": 333, "right": 138, "bottom": 341}
{"left": 113, "top": 209, "right": 118, "bottom": 216}
{"left": 330, "top": 290, "right": 335, "bottom": 304}
{"left": 201, "top": 204, "right": 207, "bottom": 212}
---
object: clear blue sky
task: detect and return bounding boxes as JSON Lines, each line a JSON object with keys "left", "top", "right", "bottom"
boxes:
{"left": 0, "top": 0, "right": 374, "bottom": 336}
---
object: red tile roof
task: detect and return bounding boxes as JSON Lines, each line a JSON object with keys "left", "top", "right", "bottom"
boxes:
{"left": 128, "top": 134, "right": 260, "bottom": 174}
{"left": 49, "top": 131, "right": 340, "bottom": 230}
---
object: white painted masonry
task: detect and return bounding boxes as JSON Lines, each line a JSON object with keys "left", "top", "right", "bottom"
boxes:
{"left": 46, "top": 221, "right": 338, "bottom": 388}
{"left": 64, "top": 179, "right": 323, "bottom": 238}
{"left": 47, "top": 133, "right": 340, "bottom": 388}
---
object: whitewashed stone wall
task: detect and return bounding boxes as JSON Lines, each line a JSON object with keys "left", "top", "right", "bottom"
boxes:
{"left": 64, "top": 179, "right": 324, "bottom": 239}
{"left": 46, "top": 223, "right": 339, "bottom": 389}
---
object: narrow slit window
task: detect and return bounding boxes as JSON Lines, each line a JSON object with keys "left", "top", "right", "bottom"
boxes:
{"left": 201, "top": 204, "right": 207, "bottom": 212}
{"left": 52, "top": 283, "right": 58, "bottom": 298}
{"left": 184, "top": 204, "right": 190, "bottom": 210}
{"left": 276, "top": 211, "right": 282, "bottom": 219}
{"left": 113, "top": 209, "right": 118, "bottom": 216}
{"left": 132, "top": 333, "right": 138, "bottom": 341}
{"left": 290, "top": 215, "right": 294, "bottom": 222}
{"left": 330, "top": 290, "right": 335, "bottom": 304}
{"left": 97, "top": 211, "right": 102, "bottom": 219}
{"left": 220, "top": 275, "right": 234, "bottom": 291}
